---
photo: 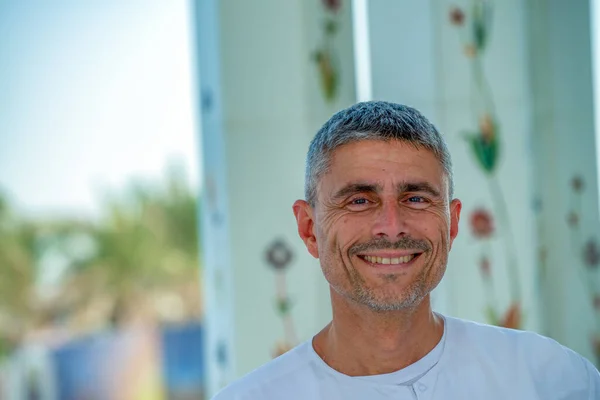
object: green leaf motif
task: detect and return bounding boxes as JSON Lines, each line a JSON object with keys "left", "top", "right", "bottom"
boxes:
{"left": 313, "top": 50, "right": 339, "bottom": 102}
{"left": 464, "top": 131, "right": 500, "bottom": 174}
{"left": 312, "top": 50, "right": 323, "bottom": 63}
{"left": 472, "top": 2, "right": 489, "bottom": 51}
{"left": 325, "top": 19, "right": 338, "bottom": 35}
{"left": 473, "top": 17, "right": 486, "bottom": 51}
{"left": 276, "top": 297, "right": 293, "bottom": 315}
{"left": 484, "top": 305, "right": 499, "bottom": 326}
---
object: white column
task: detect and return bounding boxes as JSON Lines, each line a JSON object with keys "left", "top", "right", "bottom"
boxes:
{"left": 192, "top": 0, "right": 236, "bottom": 395}
{"left": 193, "top": 0, "right": 356, "bottom": 395}
{"left": 529, "top": 0, "right": 600, "bottom": 363}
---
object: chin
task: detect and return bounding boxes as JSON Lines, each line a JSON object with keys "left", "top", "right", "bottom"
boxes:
{"left": 353, "top": 287, "right": 427, "bottom": 311}
{"left": 361, "top": 298, "right": 423, "bottom": 312}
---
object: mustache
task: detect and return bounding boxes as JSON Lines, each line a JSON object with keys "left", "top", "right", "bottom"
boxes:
{"left": 349, "top": 236, "right": 431, "bottom": 256}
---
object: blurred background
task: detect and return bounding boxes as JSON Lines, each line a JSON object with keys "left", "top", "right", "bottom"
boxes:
{"left": 1, "top": 0, "right": 600, "bottom": 398}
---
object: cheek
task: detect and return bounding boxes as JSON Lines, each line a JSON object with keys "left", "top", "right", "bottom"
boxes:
{"left": 413, "top": 210, "right": 451, "bottom": 249}
{"left": 324, "top": 221, "right": 349, "bottom": 252}
{"left": 337, "top": 215, "right": 368, "bottom": 240}
{"left": 424, "top": 208, "right": 451, "bottom": 231}
{"left": 320, "top": 215, "right": 366, "bottom": 258}
{"left": 320, "top": 211, "right": 355, "bottom": 239}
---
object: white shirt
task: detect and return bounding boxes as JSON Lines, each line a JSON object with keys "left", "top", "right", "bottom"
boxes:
{"left": 212, "top": 315, "right": 600, "bottom": 399}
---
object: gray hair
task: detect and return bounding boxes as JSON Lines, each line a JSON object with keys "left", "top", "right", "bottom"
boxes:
{"left": 305, "top": 101, "right": 454, "bottom": 205}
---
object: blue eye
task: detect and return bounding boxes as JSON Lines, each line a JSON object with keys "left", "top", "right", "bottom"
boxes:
{"left": 346, "top": 197, "right": 373, "bottom": 210}
{"left": 352, "top": 198, "right": 369, "bottom": 205}
{"left": 408, "top": 196, "right": 425, "bottom": 202}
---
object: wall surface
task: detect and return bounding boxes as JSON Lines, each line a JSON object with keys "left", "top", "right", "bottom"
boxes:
{"left": 366, "top": 0, "right": 540, "bottom": 332}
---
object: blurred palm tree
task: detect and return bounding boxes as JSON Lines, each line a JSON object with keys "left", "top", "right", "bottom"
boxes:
{"left": 65, "top": 162, "right": 202, "bottom": 328}
{"left": 0, "top": 191, "right": 38, "bottom": 358}
{"left": 0, "top": 162, "right": 202, "bottom": 356}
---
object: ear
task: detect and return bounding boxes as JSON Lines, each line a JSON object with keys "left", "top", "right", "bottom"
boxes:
{"left": 449, "top": 198, "right": 462, "bottom": 248}
{"left": 292, "top": 199, "right": 319, "bottom": 258}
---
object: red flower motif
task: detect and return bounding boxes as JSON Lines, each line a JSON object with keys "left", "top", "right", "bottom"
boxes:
{"left": 591, "top": 335, "right": 600, "bottom": 359}
{"left": 272, "top": 341, "right": 294, "bottom": 358}
{"left": 584, "top": 239, "right": 600, "bottom": 269}
{"left": 322, "top": 0, "right": 341, "bottom": 12}
{"left": 538, "top": 247, "right": 547, "bottom": 263}
{"left": 479, "top": 257, "right": 491, "bottom": 278}
{"left": 449, "top": 6, "right": 465, "bottom": 26}
{"left": 571, "top": 175, "right": 584, "bottom": 193}
{"left": 499, "top": 303, "right": 521, "bottom": 329}
{"left": 479, "top": 114, "right": 495, "bottom": 142}
{"left": 567, "top": 211, "right": 579, "bottom": 228}
{"left": 470, "top": 208, "right": 494, "bottom": 239}
{"left": 266, "top": 239, "right": 294, "bottom": 270}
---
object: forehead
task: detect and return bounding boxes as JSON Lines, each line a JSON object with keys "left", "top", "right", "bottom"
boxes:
{"left": 319, "top": 140, "right": 446, "bottom": 194}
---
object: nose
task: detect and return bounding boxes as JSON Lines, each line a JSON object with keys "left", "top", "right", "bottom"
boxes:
{"left": 371, "top": 200, "right": 409, "bottom": 239}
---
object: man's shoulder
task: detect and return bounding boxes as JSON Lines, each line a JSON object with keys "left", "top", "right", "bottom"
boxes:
{"left": 446, "top": 315, "right": 574, "bottom": 358}
{"left": 445, "top": 315, "right": 598, "bottom": 384}
{"left": 211, "top": 340, "right": 316, "bottom": 400}
{"left": 446, "top": 314, "right": 569, "bottom": 353}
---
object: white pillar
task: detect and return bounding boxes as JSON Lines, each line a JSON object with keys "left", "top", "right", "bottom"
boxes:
{"left": 193, "top": 0, "right": 356, "bottom": 395}
{"left": 192, "top": 0, "right": 235, "bottom": 396}
{"left": 529, "top": 0, "right": 600, "bottom": 363}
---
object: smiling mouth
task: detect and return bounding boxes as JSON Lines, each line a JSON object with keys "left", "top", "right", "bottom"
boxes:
{"left": 359, "top": 253, "right": 421, "bottom": 265}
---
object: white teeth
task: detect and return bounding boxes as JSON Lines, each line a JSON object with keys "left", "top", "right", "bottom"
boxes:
{"left": 363, "top": 254, "right": 416, "bottom": 265}
{"left": 400, "top": 255, "right": 413, "bottom": 263}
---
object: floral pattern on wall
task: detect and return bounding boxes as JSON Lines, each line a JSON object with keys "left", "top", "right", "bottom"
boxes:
{"left": 265, "top": 238, "right": 298, "bottom": 358}
{"left": 566, "top": 175, "right": 600, "bottom": 364}
{"left": 312, "top": 0, "right": 342, "bottom": 102}
{"left": 450, "top": 0, "right": 523, "bottom": 328}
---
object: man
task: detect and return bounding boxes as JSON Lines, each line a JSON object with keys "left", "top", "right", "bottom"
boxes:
{"left": 213, "top": 101, "right": 600, "bottom": 399}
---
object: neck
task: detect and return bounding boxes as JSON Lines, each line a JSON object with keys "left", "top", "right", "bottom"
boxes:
{"left": 312, "top": 291, "right": 444, "bottom": 376}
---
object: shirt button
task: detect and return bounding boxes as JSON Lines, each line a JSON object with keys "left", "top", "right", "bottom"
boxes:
{"left": 418, "top": 383, "right": 427, "bottom": 392}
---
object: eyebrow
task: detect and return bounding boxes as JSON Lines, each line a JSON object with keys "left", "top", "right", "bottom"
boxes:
{"left": 331, "top": 181, "right": 442, "bottom": 201}
{"left": 397, "top": 182, "right": 441, "bottom": 198}
{"left": 332, "top": 183, "right": 382, "bottom": 201}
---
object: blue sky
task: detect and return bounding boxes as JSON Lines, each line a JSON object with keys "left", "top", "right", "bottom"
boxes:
{"left": 0, "top": 0, "right": 200, "bottom": 219}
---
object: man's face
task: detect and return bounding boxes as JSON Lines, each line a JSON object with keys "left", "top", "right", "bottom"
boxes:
{"left": 294, "top": 139, "right": 461, "bottom": 311}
